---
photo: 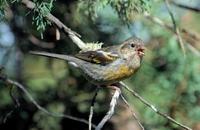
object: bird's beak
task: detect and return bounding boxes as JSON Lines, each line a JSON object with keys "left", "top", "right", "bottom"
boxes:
{"left": 137, "top": 45, "right": 145, "bottom": 57}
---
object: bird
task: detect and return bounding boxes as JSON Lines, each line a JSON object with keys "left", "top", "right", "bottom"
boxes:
{"left": 30, "top": 37, "right": 145, "bottom": 89}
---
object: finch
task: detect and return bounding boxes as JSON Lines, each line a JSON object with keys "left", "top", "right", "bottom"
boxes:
{"left": 30, "top": 37, "right": 145, "bottom": 86}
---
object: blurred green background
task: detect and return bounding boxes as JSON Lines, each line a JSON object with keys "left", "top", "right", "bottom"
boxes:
{"left": 0, "top": 0, "right": 200, "bottom": 130}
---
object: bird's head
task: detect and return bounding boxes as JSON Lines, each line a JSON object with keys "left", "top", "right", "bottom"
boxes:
{"left": 119, "top": 37, "right": 145, "bottom": 59}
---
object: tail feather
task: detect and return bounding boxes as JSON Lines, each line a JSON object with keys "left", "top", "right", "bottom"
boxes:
{"left": 30, "top": 51, "right": 74, "bottom": 61}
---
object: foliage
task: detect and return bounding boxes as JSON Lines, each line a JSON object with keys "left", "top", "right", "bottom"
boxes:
{"left": 0, "top": 0, "right": 55, "bottom": 38}
{"left": 0, "top": 0, "right": 7, "bottom": 19}
{"left": 78, "top": 0, "right": 151, "bottom": 23}
{"left": 32, "top": 0, "right": 55, "bottom": 38}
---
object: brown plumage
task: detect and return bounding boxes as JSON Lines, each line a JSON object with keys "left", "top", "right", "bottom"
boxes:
{"left": 30, "top": 37, "right": 145, "bottom": 86}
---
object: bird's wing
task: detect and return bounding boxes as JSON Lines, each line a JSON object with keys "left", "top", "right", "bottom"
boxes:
{"left": 75, "top": 48, "right": 119, "bottom": 64}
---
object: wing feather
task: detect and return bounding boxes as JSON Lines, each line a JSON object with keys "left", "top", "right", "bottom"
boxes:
{"left": 75, "top": 49, "right": 119, "bottom": 64}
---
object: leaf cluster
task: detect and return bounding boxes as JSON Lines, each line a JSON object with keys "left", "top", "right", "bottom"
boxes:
{"left": 78, "top": 0, "right": 151, "bottom": 23}
{"left": 32, "top": 0, "right": 55, "bottom": 38}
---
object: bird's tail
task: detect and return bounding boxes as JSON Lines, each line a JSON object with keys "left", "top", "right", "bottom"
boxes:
{"left": 30, "top": 51, "right": 76, "bottom": 62}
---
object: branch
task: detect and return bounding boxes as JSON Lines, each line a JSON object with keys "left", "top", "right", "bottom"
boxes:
{"left": 95, "top": 89, "right": 121, "bottom": 130}
{"left": 2, "top": 85, "right": 20, "bottom": 123}
{"left": 120, "top": 81, "right": 192, "bottom": 130}
{"left": 144, "top": 12, "right": 200, "bottom": 57}
{"left": 144, "top": 12, "right": 200, "bottom": 41}
{"left": 21, "top": 0, "right": 87, "bottom": 50}
{"left": 0, "top": 76, "right": 96, "bottom": 128}
{"left": 28, "top": 34, "right": 55, "bottom": 49}
{"left": 120, "top": 94, "right": 144, "bottom": 130}
{"left": 171, "top": 1, "right": 200, "bottom": 13}
{"left": 187, "top": 44, "right": 200, "bottom": 57}
{"left": 164, "top": 0, "right": 185, "bottom": 56}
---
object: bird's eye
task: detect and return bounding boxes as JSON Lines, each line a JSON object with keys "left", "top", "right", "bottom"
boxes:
{"left": 130, "top": 43, "right": 135, "bottom": 48}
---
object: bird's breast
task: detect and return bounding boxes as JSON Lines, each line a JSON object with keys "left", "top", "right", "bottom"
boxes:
{"left": 79, "top": 58, "right": 140, "bottom": 85}
{"left": 104, "top": 63, "right": 135, "bottom": 82}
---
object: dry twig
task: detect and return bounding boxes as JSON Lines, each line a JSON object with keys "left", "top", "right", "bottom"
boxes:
{"left": 144, "top": 12, "right": 200, "bottom": 57}
{"left": 120, "top": 94, "right": 144, "bottom": 130}
{"left": 28, "top": 35, "right": 55, "bottom": 49}
{"left": 120, "top": 81, "right": 192, "bottom": 130}
{"left": 171, "top": 1, "right": 200, "bottom": 13}
{"left": 95, "top": 89, "right": 121, "bottom": 130}
{"left": 2, "top": 85, "right": 20, "bottom": 123}
{"left": 187, "top": 44, "right": 200, "bottom": 57}
{"left": 164, "top": 0, "right": 185, "bottom": 55}
{"left": 0, "top": 76, "right": 96, "bottom": 128}
{"left": 144, "top": 12, "right": 200, "bottom": 42}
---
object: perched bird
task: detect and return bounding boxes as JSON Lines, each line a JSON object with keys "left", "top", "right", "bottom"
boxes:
{"left": 30, "top": 37, "right": 145, "bottom": 88}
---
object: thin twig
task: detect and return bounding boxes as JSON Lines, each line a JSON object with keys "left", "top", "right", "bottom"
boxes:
{"left": 89, "top": 87, "right": 100, "bottom": 130}
{"left": 21, "top": 0, "right": 87, "bottom": 50}
{"left": 187, "top": 44, "right": 200, "bottom": 57}
{"left": 2, "top": 85, "right": 20, "bottom": 123}
{"left": 171, "top": 1, "right": 200, "bottom": 13}
{"left": 28, "top": 35, "right": 55, "bottom": 49}
{"left": 120, "top": 81, "right": 192, "bottom": 130}
{"left": 164, "top": 0, "right": 185, "bottom": 55}
{"left": 144, "top": 11, "right": 200, "bottom": 41}
{"left": 89, "top": 107, "right": 94, "bottom": 130}
{"left": 95, "top": 89, "right": 121, "bottom": 130}
{"left": 144, "top": 12, "right": 200, "bottom": 56}
{"left": 120, "top": 94, "right": 144, "bottom": 130}
{"left": 0, "top": 77, "right": 96, "bottom": 128}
